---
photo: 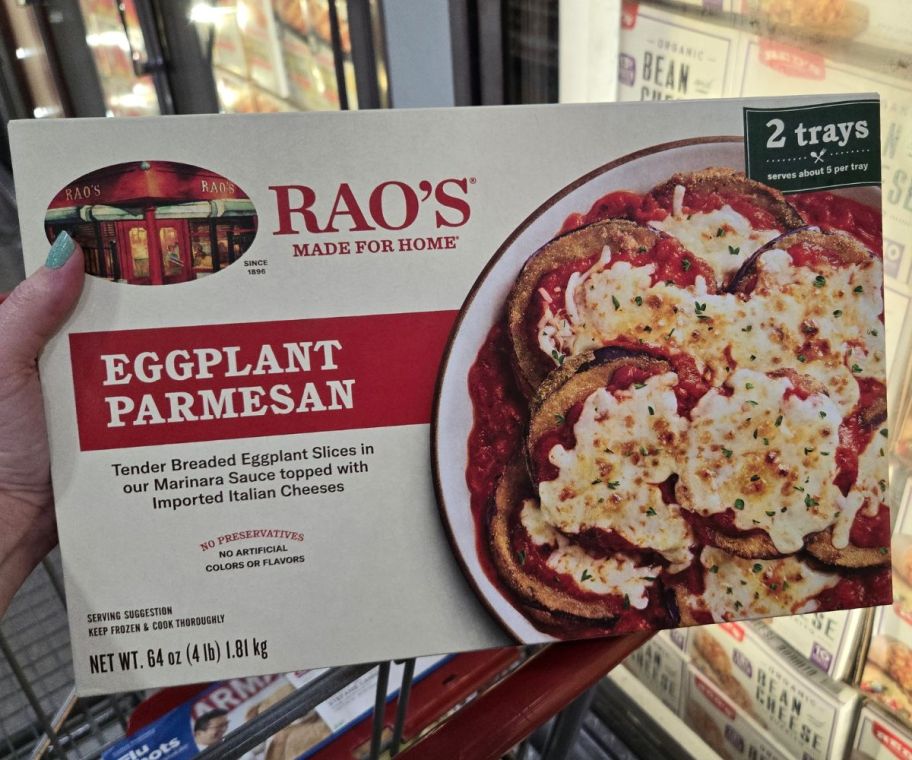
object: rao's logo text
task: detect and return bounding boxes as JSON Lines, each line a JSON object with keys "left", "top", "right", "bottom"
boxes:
{"left": 270, "top": 177, "right": 471, "bottom": 235}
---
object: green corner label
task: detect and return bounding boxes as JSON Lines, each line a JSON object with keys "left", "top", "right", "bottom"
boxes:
{"left": 743, "top": 100, "right": 880, "bottom": 193}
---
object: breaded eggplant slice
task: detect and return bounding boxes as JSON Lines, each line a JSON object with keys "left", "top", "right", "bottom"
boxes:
{"left": 675, "top": 369, "right": 844, "bottom": 560}
{"left": 489, "top": 456, "right": 661, "bottom": 621}
{"left": 647, "top": 168, "right": 804, "bottom": 286}
{"left": 727, "top": 225, "right": 874, "bottom": 296}
{"left": 526, "top": 347, "right": 695, "bottom": 573}
{"left": 805, "top": 527, "right": 890, "bottom": 567}
{"left": 673, "top": 546, "right": 845, "bottom": 625}
{"left": 649, "top": 167, "right": 803, "bottom": 230}
{"left": 506, "top": 219, "right": 668, "bottom": 395}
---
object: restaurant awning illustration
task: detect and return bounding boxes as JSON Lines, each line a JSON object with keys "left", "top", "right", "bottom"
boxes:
{"left": 45, "top": 160, "right": 257, "bottom": 286}
{"left": 45, "top": 198, "right": 256, "bottom": 224}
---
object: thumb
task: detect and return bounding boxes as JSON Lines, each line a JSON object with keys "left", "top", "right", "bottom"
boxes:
{"left": 0, "top": 232, "right": 84, "bottom": 369}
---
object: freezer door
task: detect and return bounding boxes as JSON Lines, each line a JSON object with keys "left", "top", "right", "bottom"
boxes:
{"left": 158, "top": 0, "right": 387, "bottom": 113}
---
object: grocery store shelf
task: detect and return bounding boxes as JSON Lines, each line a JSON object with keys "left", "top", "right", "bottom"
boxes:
{"left": 599, "top": 668, "right": 722, "bottom": 760}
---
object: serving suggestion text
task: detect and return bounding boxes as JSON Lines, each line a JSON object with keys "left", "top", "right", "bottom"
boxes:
{"left": 69, "top": 313, "right": 455, "bottom": 451}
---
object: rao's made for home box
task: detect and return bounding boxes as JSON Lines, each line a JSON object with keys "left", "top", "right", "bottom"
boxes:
{"left": 11, "top": 95, "right": 891, "bottom": 693}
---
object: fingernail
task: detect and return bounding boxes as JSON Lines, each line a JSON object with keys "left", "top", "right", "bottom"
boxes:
{"left": 46, "top": 231, "right": 76, "bottom": 269}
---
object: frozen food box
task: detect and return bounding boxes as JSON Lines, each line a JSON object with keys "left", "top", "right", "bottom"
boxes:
{"left": 102, "top": 656, "right": 448, "bottom": 760}
{"left": 622, "top": 631, "right": 689, "bottom": 713}
{"left": 9, "top": 94, "right": 890, "bottom": 694}
{"left": 680, "top": 661, "right": 795, "bottom": 760}
{"left": 762, "top": 609, "right": 870, "bottom": 681}
{"left": 687, "top": 622, "right": 860, "bottom": 759}
{"left": 853, "top": 701, "right": 912, "bottom": 760}
{"left": 860, "top": 550, "right": 912, "bottom": 727}
{"left": 618, "top": 1, "right": 743, "bottom": 101}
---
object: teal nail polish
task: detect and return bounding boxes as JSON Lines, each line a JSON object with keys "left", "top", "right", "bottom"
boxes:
{"left": 46, "top": 231, "right": 76, "bottom": 269}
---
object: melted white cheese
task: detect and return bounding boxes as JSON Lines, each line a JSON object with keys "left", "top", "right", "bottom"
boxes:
{"left": 520, "top": 500, "right": 662, "bottom": 608}
{"left": 547, "top": 246, "right": 882, "bottom": 419}
{"left": 566, "top": 260, "right": 696, "bottom": 358}
{"left": 745, "top": 246, "right": 885, "bottom": 389}
{"left": 695, "top": 547, "right": 840, "bottom": 622}
{"left": 832, "top": 432, "right": 889, "bottom": 549}
{"left": 529, "top": 204, "right": 887, "bottom": 564}
{"left": 538, "top": 372, "right": 694, "bottom": 571}
{"left": 650, "top": 196, "right": 779, "bottom": 284}
{"left": 679, "top": 368, "right": 843, "bottom": 554}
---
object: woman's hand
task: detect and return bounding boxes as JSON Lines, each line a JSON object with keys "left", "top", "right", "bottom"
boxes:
{"left": 0, "top": 232, "right": 83, "bottom": 615}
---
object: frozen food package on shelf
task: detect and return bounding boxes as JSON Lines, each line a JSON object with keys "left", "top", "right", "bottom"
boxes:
{"left": 282, "top": 29, "right": 321, "bottom": 109}
{"left": 761, "top": 609, "right": 870, "bottom": 681}
{"left": 618, "top": 1, "right": 744, "bottom": 101}
{"left": 102, "top": 656, "right": 450, "bottom": 759}
{"left": 853, "top": 701, "right": 912, "bottom": 760}
{"left": 686, "top": 622, "right": 859, "bottom": 759}
{"left": 680, "top": 660, "right": 795, "bottom": 760}
{"left": 622, "top": 631, "right": 689, "bottom": 713}
{"left": 208, "top": 1, "right": 249, "bottom": 79}
{"left": 650, "top": 0, "right": 912, "bottom": 59}
{"left": 728, "top": 0, "right": 912, "bottom": 60}
{"left": 238, "top": 0, "right": 289, "bottom": 99}
{"left": 890, "top": 479, "right": 912, "bottom": 536}
{"left": 861, "top": 542, "right": 912, "bottom": 726}
{"left": 213, "top": 68, "right": 259, "bottom": 114}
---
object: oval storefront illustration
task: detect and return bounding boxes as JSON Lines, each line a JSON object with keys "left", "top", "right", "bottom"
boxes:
{"left": 45, "top": 160, "right": 257, "bottom": 285}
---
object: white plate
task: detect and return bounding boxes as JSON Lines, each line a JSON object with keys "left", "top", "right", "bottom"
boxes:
{"left": 431, "top": 137, "right": 879, "bottom": 641}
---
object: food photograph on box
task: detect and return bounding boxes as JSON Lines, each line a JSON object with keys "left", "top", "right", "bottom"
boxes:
{"left": 435, "top": 131, "right": 891, "bottom": 642}
{"left": 2, "top": 2, "right": 912, "bottom": 759}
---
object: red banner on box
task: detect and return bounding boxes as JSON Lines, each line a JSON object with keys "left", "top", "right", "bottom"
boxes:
{"left": 69, "top": 311, "right": 457, "bottom": 451}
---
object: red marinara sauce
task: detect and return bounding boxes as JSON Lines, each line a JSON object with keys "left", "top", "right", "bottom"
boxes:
{"left": 789, "top": 191, "right": 882, "bottom": 256}
{"left": 817, "top": 564, "right": 892, "bottom": 609}
{"left": 465, "top": 321, "right": 526, "bottom": 527}
{"left": 559, "top": 190, "right": 667, "bottom": 234}
{"left": 651, "top": 186, "right": 787, "bottom": 231}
